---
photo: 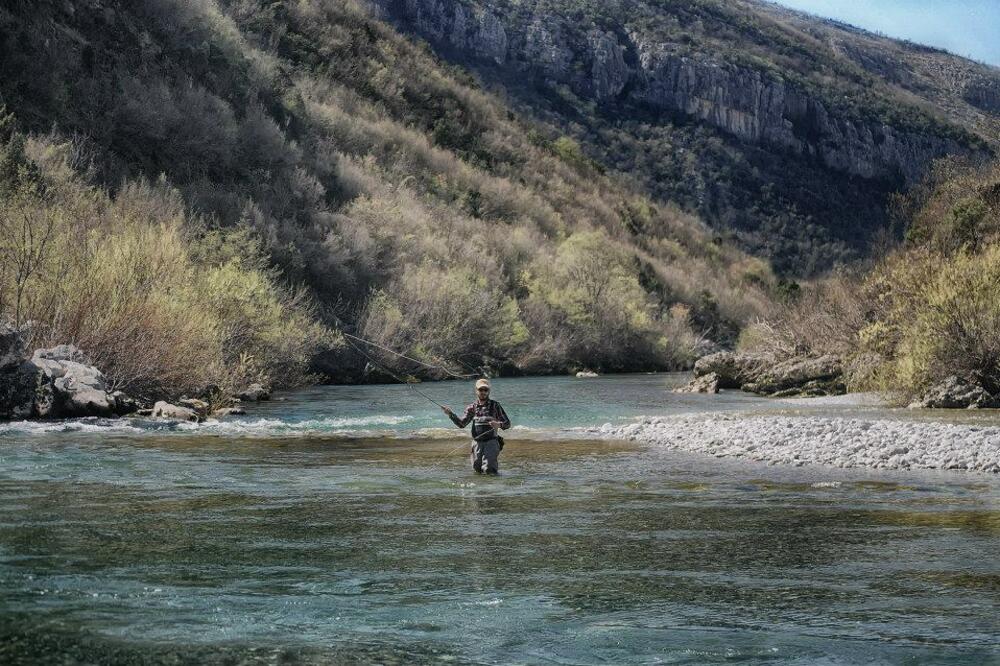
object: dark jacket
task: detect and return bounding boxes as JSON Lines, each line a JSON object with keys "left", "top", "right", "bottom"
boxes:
{"left": 449, "top": 399, "right": 511, "bottom": 441}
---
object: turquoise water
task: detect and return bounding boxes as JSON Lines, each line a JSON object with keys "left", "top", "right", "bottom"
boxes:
{"left": 1, "top": 374, "right": 999, "bottom": 664}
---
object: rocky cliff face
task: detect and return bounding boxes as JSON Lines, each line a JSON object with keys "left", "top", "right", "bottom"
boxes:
{"left": 368, "top": 0, "right": 976, "bottom": 184}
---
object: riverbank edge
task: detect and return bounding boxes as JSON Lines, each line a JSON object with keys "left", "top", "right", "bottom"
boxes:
{"left": 593, "top": 412, "right": 1000, "bottom": 474}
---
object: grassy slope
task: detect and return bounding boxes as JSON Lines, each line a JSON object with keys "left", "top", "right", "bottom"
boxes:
{"left": 0, "top": 0, "right": 774, "bottom": 387}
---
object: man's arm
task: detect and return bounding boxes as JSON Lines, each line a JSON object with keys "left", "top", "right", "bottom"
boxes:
{"left": 443, "top": 404, "right": 473, "bottom": 428}
{"left": 494, "top": 402, "right": 511, "bottom": 430}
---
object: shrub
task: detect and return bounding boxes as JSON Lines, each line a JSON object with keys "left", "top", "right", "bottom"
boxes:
{"left": 755, "top": 158, "right": 1000, "bottom": 400}
{"left": 865, "top": 246, "right": 1000, "bottom": 395}
{"left": 357, "top": 262, "right": 529, "bottom": 378}
{"left": 0, "top": 135, "right": 330, "bottom": 401}
{"left": 522, "top": 230, "right": 699, "bottom": 370}
{"left": 0, "top": 0, "right": 780, "bottom": 386}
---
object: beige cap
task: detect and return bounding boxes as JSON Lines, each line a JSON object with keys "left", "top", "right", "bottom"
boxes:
{"left": 475, "top": 378, "right": 491, "bottom": 390}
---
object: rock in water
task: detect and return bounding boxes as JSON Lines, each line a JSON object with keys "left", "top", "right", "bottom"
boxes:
{"left": 152, "top": 401, "right": 200, "bottom": 422}
{"left": 909, "top": 376, "right": 997, "bottom": 409}
{"left": 178, "top": 398, "right": 211, "bottom": 420}
{"left": 31, "top": 348, "right": 113, "bottom": 417}
{"left": 674, "top": 372, "right": 721, "bottom": 394}
{"left": 0, "top": 361, "right": 47, "bottom": 419}
{"left": 238, "top": 383, "right": 270, "bottom": 401}
{"left": 111, "top": 391, "right": 138, "bottom": 415}
{"left": 0, "top": 329, "right": 137, "bottom": 419}
{"left": 576, "top": 370, "right": 599, "bottom": 378}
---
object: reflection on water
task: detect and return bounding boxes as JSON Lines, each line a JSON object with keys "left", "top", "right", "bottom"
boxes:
{"left": 1, "top": 375, "right": 999, "bottom": 664}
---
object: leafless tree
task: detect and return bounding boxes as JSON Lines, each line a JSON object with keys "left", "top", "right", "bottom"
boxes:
{"left": 0, "top": 202, "right": 56, "bottom": 327}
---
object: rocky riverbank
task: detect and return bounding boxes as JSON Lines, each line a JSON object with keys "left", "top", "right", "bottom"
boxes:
{"left": 596, "top": 413, "right": 1000, "bottom": 473}
{"left": 0, "top": 324, "right": 265, "bottom": 422}
{"left": 675, "top": 350, "right": 1000, "bottom": 410}
{"left": 0, "top": 325, "right": 133, "bottom": 420}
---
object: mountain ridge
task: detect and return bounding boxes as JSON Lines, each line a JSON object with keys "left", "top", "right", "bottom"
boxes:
{"left": 368, "top": 0, "right": 999, "bottom": 273}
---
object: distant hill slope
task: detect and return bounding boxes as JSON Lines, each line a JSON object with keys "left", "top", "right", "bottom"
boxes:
{"left": 369, "top": 0, "right": 999, "bottom": 274}
{"left": 0, "top": 0, "right": 775, "bottom": 380}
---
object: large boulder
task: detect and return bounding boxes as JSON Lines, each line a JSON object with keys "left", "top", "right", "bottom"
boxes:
{"left": 693, "top": 352, "right": 767, "bottom": 389}
{"left": 0, "top": 333, "right": 136, "bottom": 420}
{"left": 178, "top": 398, "right": 211, "bottom": 420}
{"left": 909, "top": 376, "right": 997, "bottom": 409}
{"left": 673, "top": 372, "right": 721, "bottom": 394}
{"left": 686, "top": 350, "right": 847, "bottom": 398}
{"left": 0, "top": 361, "right": 47, "bottom": 420}
{"left": 31, "top": 348, "right": 113, "bottom": 417}
{"left": 152, "top": 401, "right": 200, "bottom": 422}
{"left": 742, "top": 355, "right": 845, "bottom": 396}
{"left": 0, "top": 322, "right": 31, "bottom": 369}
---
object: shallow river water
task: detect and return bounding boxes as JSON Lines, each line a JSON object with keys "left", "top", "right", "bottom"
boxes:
{"left": 1, "top": 374, "right": 998, "bottom": 664}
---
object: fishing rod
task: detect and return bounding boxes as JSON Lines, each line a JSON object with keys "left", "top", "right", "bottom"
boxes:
{"left": 343, "top": 334, "right": 505, "bottom": 461}
{"left": 344, "top": 337, "right": 449, "bottom": 408}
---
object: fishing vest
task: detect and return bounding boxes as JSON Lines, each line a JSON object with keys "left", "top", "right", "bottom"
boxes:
{"left": 469, "top": 400, "right": 502, "bottom": 440}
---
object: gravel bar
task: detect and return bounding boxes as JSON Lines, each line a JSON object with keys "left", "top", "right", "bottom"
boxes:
{"left": 593, "top": 413, "right": 1000, "bottom": 473}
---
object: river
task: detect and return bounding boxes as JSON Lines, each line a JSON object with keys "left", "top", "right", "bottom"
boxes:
{"left": 1, "top": 374, "right": 998, "bottom": 664}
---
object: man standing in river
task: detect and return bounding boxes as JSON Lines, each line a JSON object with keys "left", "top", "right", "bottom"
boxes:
{"left": 442, "top": 378, "right": 511, "bottom": 475}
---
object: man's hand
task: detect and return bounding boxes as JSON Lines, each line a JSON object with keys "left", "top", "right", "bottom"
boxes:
{"left": 489, "top": 419, "right": 502, "bottom": 430}
{"left": 441, "top": 406, "right": 454, "bottom": 417}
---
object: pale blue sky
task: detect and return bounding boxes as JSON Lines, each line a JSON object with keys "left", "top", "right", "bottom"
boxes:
{"left": 771, "top": 0, "right": 1000, "bottom": 66}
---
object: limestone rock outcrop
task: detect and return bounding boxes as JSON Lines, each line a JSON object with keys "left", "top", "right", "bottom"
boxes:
{"left": 908, "top": 376, "right": 998, "bottom": 410}
{"left": 680, "top": 351, "right": 845, "bottom": 398}
{"left": 693, "top": 352, "right": 768, "bottom": 390}
{"left": 673, "top": 372, "right": 721, "bottom": 394}
{"left": 151, "top": 401, "right": 199, "bottom": 422}
{"left": 367, "top": 0, "right": 980, "bottom": 184}
{"left": 0, "top": 325, "right": 136, "bottom": 420}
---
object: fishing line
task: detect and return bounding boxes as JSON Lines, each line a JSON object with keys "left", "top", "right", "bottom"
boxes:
{"left": 344, "top": 337, "right": 448, "bottom": 409}
{"left": 342, "top": 332, "right": 476, "bottom": 379}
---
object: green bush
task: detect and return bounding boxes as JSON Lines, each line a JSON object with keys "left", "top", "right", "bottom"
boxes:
{"left": 866, "top": 246, "right": 1000, "bottom": 395}
{"left": 358, "top": 263, "right": 529, "bottom": 377}
{"left": 756, "top": 159, "right": 1000, "bottom": 400}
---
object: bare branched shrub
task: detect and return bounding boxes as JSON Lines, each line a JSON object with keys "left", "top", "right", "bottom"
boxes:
{"left": 0, "top": 135, "right": 329, "bottom": 401}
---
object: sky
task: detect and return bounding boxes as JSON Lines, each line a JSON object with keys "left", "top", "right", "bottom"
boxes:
{"left": 770, "top": 0, "right": 1000, "bottom": 67}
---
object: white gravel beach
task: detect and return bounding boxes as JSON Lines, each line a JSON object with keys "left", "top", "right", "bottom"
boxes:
{"left": 595, "top": 413, "right": 1000, "bottom": 473}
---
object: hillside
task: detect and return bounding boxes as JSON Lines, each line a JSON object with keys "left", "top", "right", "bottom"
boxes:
{"left": 0, "top": 0, "right": 775, "bottom": 396}
{"left": 371, "top": 0, "right": 1000, "bottom": 274}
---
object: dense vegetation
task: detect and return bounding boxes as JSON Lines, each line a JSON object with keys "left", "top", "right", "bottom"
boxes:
{"left": 0, "top": 120, "right": 330, "bottom": 401}
{"left": 744, "top": 158, "right": 1000, "bottom": 402}
{"left": 0, "top": 0, "right": 776, "bottom": 397}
